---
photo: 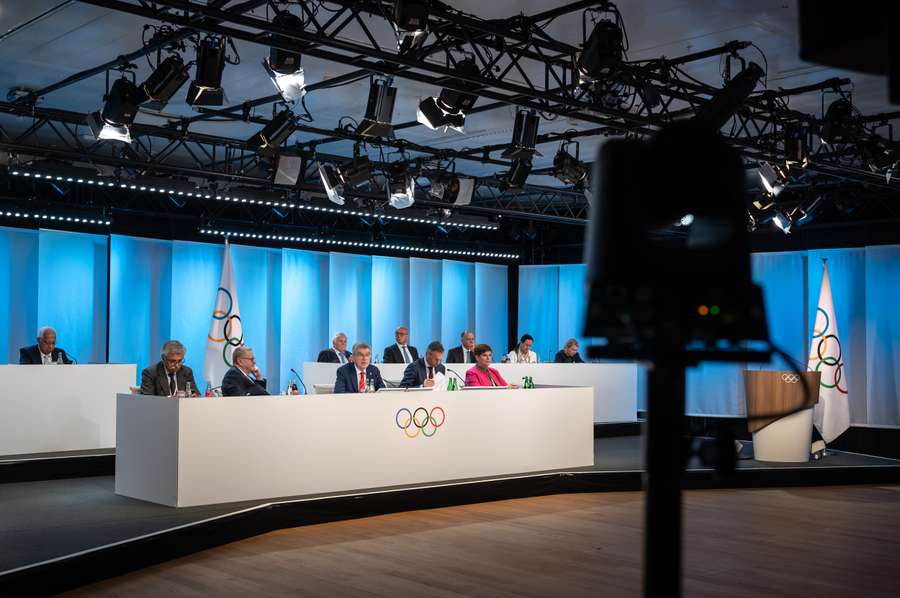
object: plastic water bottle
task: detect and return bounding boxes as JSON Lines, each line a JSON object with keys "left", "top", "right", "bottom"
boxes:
{"left": 366, "top": 376, "right": 374, "bottom": 394}
{"left": 185, "top": 382, "right": 193, "bottom": 397}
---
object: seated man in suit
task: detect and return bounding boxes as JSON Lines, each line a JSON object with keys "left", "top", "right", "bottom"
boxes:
{"left": 400, "top": 341, "right": 447, "bottom": 388}
{"left": 19, "top": 326, "right": 72, "bottom": 365}
{"left": 554, "top": 338, "right": 585, "bottom": 363}
{"left": 335, "top": 342, "right": 385, "bottom": 393}
{"left": 317, "top": 332, "right": 352, "bottom": 364}
{"left": 140, "top": 340, "right": 199, "bottom": 396}
{"left": 382, "top": 326, "right": 419, "bottom": 364}
{"left": 221, "top": 346, "right": 270, "bottom": 396}
{"left": 465, "top": 344, "right": 518, "bottom": 388}
{"left": 446, "top": 330, "right": 476, "bottom": 364}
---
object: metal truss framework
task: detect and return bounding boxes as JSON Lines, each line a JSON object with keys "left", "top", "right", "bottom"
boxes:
{"left": 3, "top": 0, "right": 898, "bottom": 229}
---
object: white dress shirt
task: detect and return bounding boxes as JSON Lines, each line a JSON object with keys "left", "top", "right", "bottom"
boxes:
{"left": 41, "top": 351, "right": 53, "bottom": 365}
{"left": 505, "top": 349, "right": 539, "bottom": 363}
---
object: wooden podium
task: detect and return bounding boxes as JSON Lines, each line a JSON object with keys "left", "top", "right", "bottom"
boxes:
{"left": 742, "top": 370, "right": 821, "bottom": 462}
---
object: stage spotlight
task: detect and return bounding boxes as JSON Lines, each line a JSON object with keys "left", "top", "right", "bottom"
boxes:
{"left": 264, "top": 10, "right": 306, "bottom": 102}
{"left": 318, "top": 155, "right": 373, "bottom": 205}
{"left": 395, "top": 0, "right": 429, "bottom": 53}
{"left": 553, "top": 142, "right": 588, "bottom": 186}
{"left": 417, "top": 57, "right": 479, "bottom": 133}
{"left": 387, "top": 163, "right": 416, "bottom": 209}
{"left": 783, "top": 123, "right": 809, "bottom": 166}
{"left": 358, "top": 78, "right": 397, "bottom": 138}
{"left": 248, "top": 109, "right": 296, "bottom": 155}
{"left": 501, "top": 158, "right": 532, "bottom": 191}
{"left": 577, "top": 17, "right": 625, "bottom": 84}
{"left": 139, "top": 54, "right": 190, "bottom": 110}
{"left": 86, "top": 77, "right": 140, "bottom": 144}
{"left": 186, "top": 35, "right": 227, "bottom": 106}
{"left": 428, "top": 174, "right": 475, "bottom": 206}
{"left": 501, "top": 110, "right": 541, "bottom": 160}
{"left": 692, "top": 62, "right": 765, "bottom": 131}
{"left": 858, "top": 135, "right": 898, "bottom": 172}
{"left": 757, "top": 161, "right": 788, "bottom": 197}
{"left": 819, "top": 98, "right": 859, "bottom": 144}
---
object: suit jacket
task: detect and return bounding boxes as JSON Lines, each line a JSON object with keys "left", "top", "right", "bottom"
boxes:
{"left": 317, "top": 348, "right": 352, "bottom": 363}
{"left": 382, "top": 343, "right": 419, "bottom": 364}
{"left": 400, "top": 358, "right": 447, "bottom": 388}
{"left": 554, "top": 350, "right": 584, "bottom": 363}
{"left": 446, "top": 346, "right": 475, "bottom": 364}
{"left": 221, "top": 366, "right": 270, "bottom": 396}
{"left": 465, "top": 366, "right": 508, "bottom": 387}
{"left": 140, "top": 361, "right": 199, "bottom": 396}
{"left": 334, "top": 362, "right": 385, "bottom": 393}
{"left": 19, "top": 344, "right": 71, "bottom": 365}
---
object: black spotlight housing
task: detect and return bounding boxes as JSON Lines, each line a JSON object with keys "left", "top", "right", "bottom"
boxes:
{"left": 501, "top": 110, "right": 541, "bottom": 160}
{"left": 268, "top": 10, "right": 304, "bottom": 73}
{"left": 248, "top": 109, "right": 296, "bottom": 155}
{"left": 577, "top": 19, "right": 625, "bottom": 84}
{"left": 692, "top": 62, "right": 765, "bottom": 131}
{"left": 139, "top": 54, "right": 190, "bottom": 110}
{"left": 86, "top": 77, "right": 140, "bottom": 143}
{"left": 186, "top": 36, "right": 227, "bottom": 106}
{"left": 819, "top": 98, "right": 859, "bottom": 144}
{"left": 358, "top": 79, "right": 397, "bottom": 138}
{"left": 783, "top": 123, "right": 809, "bottom": 166}
{"left": 553, "top": 143, "right": 588, "bottom": 187}
{"left": 417, "top": 57, "right": 480, "bottom": 133}
{"left": 395, "top": 0, "right": 429, "bottom": 53}
{"left": 502, "top": 158, "right": 533, "bottom": 192}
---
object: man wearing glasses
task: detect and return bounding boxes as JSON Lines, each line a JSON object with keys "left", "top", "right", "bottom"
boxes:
{"left": 221, "top": 345, "right": 270, "bottom": 396}
{"left": 140, "top": 340, "right": 199, "bottom": 396}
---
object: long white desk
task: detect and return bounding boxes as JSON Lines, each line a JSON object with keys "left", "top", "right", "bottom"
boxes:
{"left": 303, "top": 361, "right": 639, "bottom": 423}
{"left": 0, "top": 364, "right": 136, "bottom": 455}
{"left": 115, "top": 386, "right": 594, "bottom": 507}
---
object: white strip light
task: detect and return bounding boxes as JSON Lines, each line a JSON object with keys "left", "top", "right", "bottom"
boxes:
{"left": 199, "top": 229, "right": 518, "bottom": 260}
{"left": 9, "top": 169, "right": 499, "bottom": 231}
{"left": 1, "top": 210, "right": 111, "bottom": 226}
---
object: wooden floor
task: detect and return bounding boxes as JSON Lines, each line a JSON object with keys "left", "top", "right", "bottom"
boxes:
{"left": 67, "top": 485, "right": 900, "bottom": 597}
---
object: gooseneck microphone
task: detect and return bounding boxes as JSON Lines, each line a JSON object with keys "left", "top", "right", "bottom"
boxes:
{"left": 290, "top": 368, "right": 309, "bottom": 395}
{"left": 445, "top": 368, "right": 466, "bottom": 386}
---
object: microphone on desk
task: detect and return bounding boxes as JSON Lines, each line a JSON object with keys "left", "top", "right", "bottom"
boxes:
{"left": 290, "top": 368, "right": 309, "bottom": 395}
{"left": 445, "top": 368, "right": 466, "bottom": 386}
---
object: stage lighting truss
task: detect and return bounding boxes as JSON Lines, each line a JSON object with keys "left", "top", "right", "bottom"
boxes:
{"left": 139, "top": 53, "right": 191, "bottom": 110}
{"left": 394, "top": 0, "right": 429, "bottom": 54}
{"left": 553, "top": 141, "right": 588, "bottom": 187}
{"left": 199, "top": 228, "right": 517, "bottom": 259}
{"left": 576, "top": 5, "right": 627, "bottom": 85}
{"left": 0, "top": 209, "right": 111, "bottom": 226}
{"left": 248, "top": 108, "right": 296, "bottom": 155}
{"left": 86, "top": 76, "right": 140, "bottom": 144}
{"left": 416, "top": 57, "right": 480, "bottom": 133}
{"left": 186, "top": 35, "right": 229, "bottom": 106}
{"left": 500, "top": 110, "right": 541, "bottom": 160}
{"left": 6, "top": 169, "right": 497, "bottom": 230}
{"left": 358, "top": 78, "right": 398, "bottom": 138}
{"left": 264, "top": 10, "right": 306, "bottom": 102}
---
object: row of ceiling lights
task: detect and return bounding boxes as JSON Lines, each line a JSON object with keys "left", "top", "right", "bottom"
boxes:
{"left": 0, "top": 210, "right": 110, "bottom": 226}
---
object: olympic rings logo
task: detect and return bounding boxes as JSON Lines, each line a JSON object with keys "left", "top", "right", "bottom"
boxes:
{"left": 807, "top": 306, "right": 848, "bottom": 395}
{"left": 395, "top": 406, "right": 445, "bottom": 438}
{"left": 207, "top": 287, "right": 243, "bottom": 367}
{"left": 781, "top": 373, "right": 800, "bottom": 383}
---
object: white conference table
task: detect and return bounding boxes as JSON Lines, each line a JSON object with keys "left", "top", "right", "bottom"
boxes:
{"left": 0, "top": 364, "right": 136, "bottom": 455}
{"left": 115, "top": 386, "right": 595, "bottom": 507}
{"left": 303, "top": 361, "right": 639, "bottom": 423}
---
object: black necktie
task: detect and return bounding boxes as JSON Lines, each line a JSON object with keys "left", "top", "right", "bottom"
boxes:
{"left": 466, "top": 350, "right": 472, "bottom": 363}
{"left": 427, "top": 366, "right": 434, "bottom": 379}
{"left": 168, "top": 373, "right": 176, "bottom": 395}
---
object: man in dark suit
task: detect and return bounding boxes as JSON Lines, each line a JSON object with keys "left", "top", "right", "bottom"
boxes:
{"left": 446, "top": 330, "right": 476, "bottom": 364}
{"left": 19, "top": 326, "right": 72, "bottom": 364}
{"left": 335, "top": 342, "right": 385, "bottom": 393}
{"left": 317, "top": 332, "right": 352, "bottom": 364}
{"left": 140, "top": 340, "right": 199, "bottom": 396}
{"left": 401, "top": 341, "right": 446, "bottom": 388}
{"left": 221, "top": 346, "right": 270, "bottom": 396}
{"left": 382, "top": 326, "right": 419, "bottom": 364}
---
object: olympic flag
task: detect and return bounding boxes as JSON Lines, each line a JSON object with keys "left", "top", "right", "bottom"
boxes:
{"left": 204, "top": 240, "right": 243, "bottom": 389}
{"left": 807, "top": 260, "right": 850, "bottom": 443}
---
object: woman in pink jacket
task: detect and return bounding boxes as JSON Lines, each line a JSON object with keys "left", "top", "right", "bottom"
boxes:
{"left": 464, "top": 344, "right": 518, "bottom": 388}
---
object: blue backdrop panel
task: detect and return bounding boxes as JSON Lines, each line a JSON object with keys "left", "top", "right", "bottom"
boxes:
{"left": 108, "top": 235, "right": 172, "bottom": 380}
{"left": 474, "top": 262, "right": 507, "bottom": 358}
{"left": 557, "top": 264, "right": 588, "bottom": 356}
{"left": 280, "top": 248, "right": 329, "bottom": 386}
{"left": 37, "top": 229, "right": 108, "bottom": 364}
{"left": 865, "top": 245, "right": 900, "bottom": 426}
{"left": 231, "top": 244, "right": 282, "bottom": 389}
{"left": 329, "top": 252, "right": 372, "bottom": 350}
{"left": 0, "top": 227, "right": 38, "bottom": 363}
{"left": 170, "top": 240, "right": 223, "bottom": 380}
{"left": 518, "top": 265, "right": 559, "bottom": 361}
{"left": 371, "top": 256, "right": 409, "bottom": 358}
{"left": 409, "top": 258, "right": 442, "bottom": 354}
{"left": 441, "top": 260, "right": 475, "bottom": 349}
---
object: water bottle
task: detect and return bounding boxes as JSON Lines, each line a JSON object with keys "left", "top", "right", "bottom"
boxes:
{"left": 56, "top": 352, "right": 63, "bottom": 365}
{"left": 366, "top": 376, "right": 374, "bottom": 394}
{"left": 185, "top": 381, "right": 193, "bottom": 397}
{"left": 447, "top": 377, "right": 457, "bottom": 391}
{"left": 205, "top": 383, "right": 213, "bottom": 397}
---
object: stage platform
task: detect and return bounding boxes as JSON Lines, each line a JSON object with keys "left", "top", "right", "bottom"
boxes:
{"left": 2, "top": 436, "right": 898, "bottom": 595}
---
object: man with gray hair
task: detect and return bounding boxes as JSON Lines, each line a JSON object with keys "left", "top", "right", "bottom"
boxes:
{"left": 334, "top": 342, "right": 385, "bottom": 393}
{"left": 140, "top": 340, "right": 199, "bottom": 396}
{"left": 317, "top": 332, "right": 352, "bottom": 364}
{"left": 19, "top": 326, "right": 72, "bottom": 365}
{"left": 221, "top": 345, "right": 269, "bottom": 396}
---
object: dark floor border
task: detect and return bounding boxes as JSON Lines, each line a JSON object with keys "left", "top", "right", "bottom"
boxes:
{"left": 2, "top": 462, "right": 898, "bottom": 596}
{"left": 0, "top": 454, "right": 115, "bottom": 484}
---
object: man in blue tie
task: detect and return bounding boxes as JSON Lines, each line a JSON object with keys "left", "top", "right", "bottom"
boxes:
{"left": 382, "top": 326, "right": 419, "bottom": 364}
{"left": 316, "top": 332, "right": 352, "bottom": 364}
